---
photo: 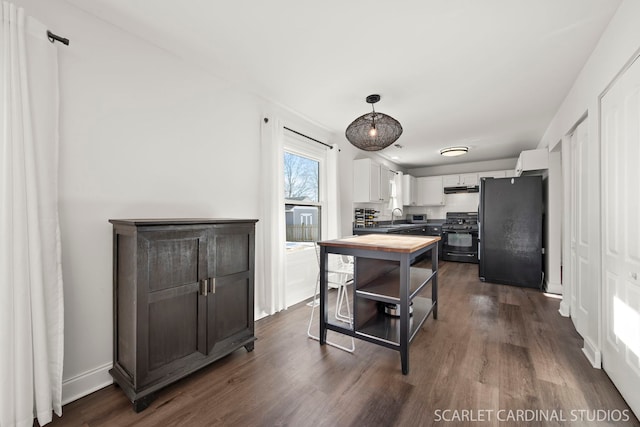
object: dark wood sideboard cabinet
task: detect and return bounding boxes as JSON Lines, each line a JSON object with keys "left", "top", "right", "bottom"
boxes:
{"left": 108, "top": 219, "right": 258, "bottom": 412}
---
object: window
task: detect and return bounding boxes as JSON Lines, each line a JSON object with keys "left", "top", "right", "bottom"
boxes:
{"left": 283, "top": 133, "right": 325, "bottom": 243}
{"left": 284, "top": 152, "right": 318, "bottom": 202}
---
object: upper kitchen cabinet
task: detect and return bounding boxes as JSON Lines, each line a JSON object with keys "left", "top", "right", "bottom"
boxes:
{"left": 379, "top": 164, "right": 392, "bottom": 202}
{"left": 515, "top": 149, "right": 548, "bottom": 176}
{"left": 478, "top": 169, "right": 515, "bottom": 179}
{"left": 416, "top": 176, "right": 444, "bottom": 206}
{"left": 353, "top": 158, "right": 393, "bottom": 203}
{"left": 442, "top": 173, "right": 478, "bottom": 187}
{"left": 402, "top": 174, "right": 417, "bottom": 206}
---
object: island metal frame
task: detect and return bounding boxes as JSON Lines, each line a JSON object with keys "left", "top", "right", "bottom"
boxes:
{"left": 318, "top": 236, "right": 439, "bottom": 374}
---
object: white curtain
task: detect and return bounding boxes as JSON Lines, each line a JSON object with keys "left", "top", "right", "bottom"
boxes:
{"left": 256, "top": 118, "right": 340, "bottom": 316}
{"left": 256, "top": 115, "right": 286, "bottom": 315}
{"left": 0, "top": 3, "right": 64, "bottom": 426}
{"left": 325, "top": 144, "right": 340, "bottom": 239}
{"left": 388, "top": 171, "right": 403, "bottom": 212}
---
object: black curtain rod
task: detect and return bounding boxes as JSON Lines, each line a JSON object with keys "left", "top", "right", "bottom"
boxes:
{"left": 283, "top": 126, "right": 333, "bottom": 150}
{"left": 47, "top": 30, "right": 69, "bottom": 46}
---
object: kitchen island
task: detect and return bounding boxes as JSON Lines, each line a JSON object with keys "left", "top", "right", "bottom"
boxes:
{"left": 318, "top": 234, "right": 440, "bottom": 374}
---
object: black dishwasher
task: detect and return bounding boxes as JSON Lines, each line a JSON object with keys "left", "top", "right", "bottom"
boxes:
{"left": 394, "top": 224, "right": 443, "bottom": 260}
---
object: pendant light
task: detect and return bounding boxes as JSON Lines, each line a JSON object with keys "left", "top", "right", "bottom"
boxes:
{"left": 345, "top": 94, "right": 403, "bottom": 151}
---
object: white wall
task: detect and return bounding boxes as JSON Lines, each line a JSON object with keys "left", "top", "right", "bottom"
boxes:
{"left": 544, "top": 150, "right": 563, "bottom": 294}
{"left": 538, "top": 0, "right": 640, "bottom": 364}
{"left": 334, "top": 136, "right": 404, "bottom": 232}
{"left": 545, "top": 150, "right": 563, "bottom": 294}
{"left": 15, "top": 0, "right": 269, "bottom": 404}
{"left": 408, "top": 158, "right": 517, "bottom": 177}
{"left": 404, "top": 193, "right": 479, "bottom": 220}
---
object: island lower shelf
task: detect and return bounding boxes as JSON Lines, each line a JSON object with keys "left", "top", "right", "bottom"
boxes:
{"left": 356, "top": 266, "right": 435, "bottom": 303}
{"left": 356, "top": 296, "right": 435, "bottom": 346}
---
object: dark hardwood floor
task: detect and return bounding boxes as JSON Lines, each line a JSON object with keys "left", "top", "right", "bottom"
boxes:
{"left": 46, "top": 261, "right": 638, "bottom": 426}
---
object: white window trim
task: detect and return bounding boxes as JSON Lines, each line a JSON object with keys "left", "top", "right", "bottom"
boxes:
{"left": 283, "top": 131, "right": 328, "bottom": 240}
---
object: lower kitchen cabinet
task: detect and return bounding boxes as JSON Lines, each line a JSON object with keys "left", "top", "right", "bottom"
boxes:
{"left": 109, "top": 218, "right": 257, "bottom": 412}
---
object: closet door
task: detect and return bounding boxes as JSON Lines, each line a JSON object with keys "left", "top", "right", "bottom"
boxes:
{"left": 601, "top": 54, "right": 640, "bottom": 417}
{"left": 568, "top": 121, "right": 590, "bottom": 337}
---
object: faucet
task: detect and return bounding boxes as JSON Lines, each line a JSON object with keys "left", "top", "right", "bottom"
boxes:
{"left": 391, "top": 208, "right": 403, "bottom": 226}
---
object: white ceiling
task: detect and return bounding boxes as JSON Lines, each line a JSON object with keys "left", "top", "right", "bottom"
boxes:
{"left": 65, "top": 0, "right": 621, "bottom": 168}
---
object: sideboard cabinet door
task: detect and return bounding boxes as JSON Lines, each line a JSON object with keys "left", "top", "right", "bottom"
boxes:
{"left": 206, "top": 223, "right": 256, "bottom": 355}
{"left": 136, "top": 227, "right": 209, "bottom": 387}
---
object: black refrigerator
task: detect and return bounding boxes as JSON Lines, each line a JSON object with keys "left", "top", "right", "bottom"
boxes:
{"left": 479, "top": 176, "right": 543, "bottom": 288}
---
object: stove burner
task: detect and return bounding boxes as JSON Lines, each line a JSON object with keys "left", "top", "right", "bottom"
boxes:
{"left": 443, "top": 212, "right": 479, "bottom": 231}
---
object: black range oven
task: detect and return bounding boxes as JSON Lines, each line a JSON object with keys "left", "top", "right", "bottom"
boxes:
{"left": 442, "top": 212, "right": 479, "bottom": 263}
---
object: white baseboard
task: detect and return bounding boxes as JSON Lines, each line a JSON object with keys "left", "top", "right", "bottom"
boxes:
{"left": 558, "top": 300, "right": 570, "bottom": 317}
{"left": 255, "top": 309, "right": 269, "bottom": 321}
{"left": 582, "top": 337, "right": 602, "bottom": 369}
{"left": 545, "top": 280, "right": 562, "bottom": 295}
{"left": 62, "top": 362, "right": 113, "bottom": 405}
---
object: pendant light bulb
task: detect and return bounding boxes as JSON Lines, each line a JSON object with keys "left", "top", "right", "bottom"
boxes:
{"left": 369, "top": 125, "right": 377, "bottom": 137}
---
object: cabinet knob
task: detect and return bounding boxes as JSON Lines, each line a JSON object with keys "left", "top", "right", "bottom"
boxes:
{"left": 631, "top": 272, "right": 638, "bottom": 281}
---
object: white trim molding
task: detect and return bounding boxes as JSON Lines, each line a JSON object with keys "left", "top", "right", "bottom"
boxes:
{"left": 558, "top": 300, "right": 570, "bottom": 317}
{"left": 545, "top": 279, "right": 562, "bottom": 295}
{"left": 62, "top": 362, "right": 113, "bottom": 405}
{"left": 582, "top": 337, "right": 602, "bottom": 369}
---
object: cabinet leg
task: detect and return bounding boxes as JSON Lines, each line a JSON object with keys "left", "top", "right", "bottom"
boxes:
{"left": 132, "top": 393, "right": 155, "bottom": 413}
{"left": 401, "top": 350, "right": 409, "bottom": 375}
{"left": 244, "top": 342, "right": 255, "bottom": 352}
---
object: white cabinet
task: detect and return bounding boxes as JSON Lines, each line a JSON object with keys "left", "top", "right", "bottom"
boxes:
{"left": 442, "top": 175, "right": 459, "bottom": 187}
{"left": 402, "top": 174, "right": 417, "bottom": 206}
{"left": 442, "top": 173, "right": 478, "bottom": 187}
{"left": 379, "top": 164, "right": 392, "bottom": 202}
{"left": 416, "top": 176, "right": 444, "bottom": 206}
{"left": 515, "top": 149, "right": 548, "bottom": 176}
{"left": 477, "top": 169, "right": 515, "bottom": 179}
{"left": 353, "top": 158, "right": 393, "bottom": 203}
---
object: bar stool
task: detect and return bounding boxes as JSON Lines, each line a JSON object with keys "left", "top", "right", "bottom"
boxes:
{"left": 307, "top": 243, "right": 355, "bottom": 352}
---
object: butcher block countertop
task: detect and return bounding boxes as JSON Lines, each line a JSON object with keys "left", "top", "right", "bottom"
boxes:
{"left": 319, "top": 234, "right": 440, "bottom": 253}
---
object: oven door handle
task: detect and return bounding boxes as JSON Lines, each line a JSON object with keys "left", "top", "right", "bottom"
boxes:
{"left": 446, "top": 252, "right": 476, "bottom": 257}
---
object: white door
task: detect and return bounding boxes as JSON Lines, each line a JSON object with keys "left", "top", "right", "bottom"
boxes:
{"left": 569, "top": 120, "right": 590, "bottom": 336}
{"left": 601, "top": 54, "right": 640, "bottom": 416}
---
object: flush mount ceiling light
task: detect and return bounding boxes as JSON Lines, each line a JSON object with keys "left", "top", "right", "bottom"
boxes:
{"left": 345, "top": 94, "right": 403, "bottom": 151}
{"left": 440, "top": 146, "right": 469, "bottom": 157}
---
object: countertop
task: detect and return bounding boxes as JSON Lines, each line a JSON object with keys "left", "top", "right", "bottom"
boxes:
{"left": 319, "top": 234, "right": 440, "bottom": 253}
{"left": 109, "top": 218, "right": 259, "bottom": 226}
{"left": 353, "top": 220, "right": 444, "bottom": 234}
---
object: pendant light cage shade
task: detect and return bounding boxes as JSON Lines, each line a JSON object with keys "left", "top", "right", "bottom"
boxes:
{"left": 345, "top": 95, "right": 403, "bottom": 151}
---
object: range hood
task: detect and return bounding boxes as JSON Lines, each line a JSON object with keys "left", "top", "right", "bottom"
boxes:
{"left": 443, "top": 185, "right": 479, "bottom": 194}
